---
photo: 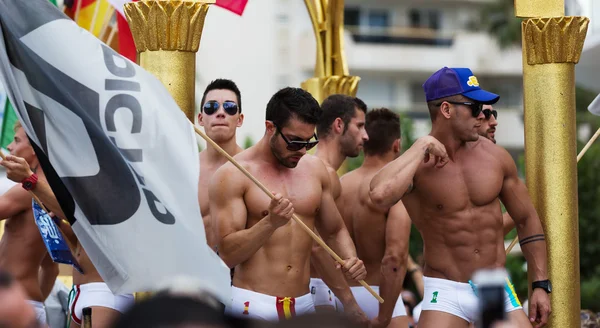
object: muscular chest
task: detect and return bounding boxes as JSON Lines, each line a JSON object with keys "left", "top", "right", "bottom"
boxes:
{"left": 413, "top": 155, "right": 503, "bottom": 213}
{"left": 244, "top": 166, "right": 322, "bottom": 225}
{"left": 198, "top": 163, "right": 219, "bottom": 216}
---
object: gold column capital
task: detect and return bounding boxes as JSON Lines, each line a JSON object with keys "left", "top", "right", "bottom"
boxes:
{"left": 523, "top": 16, "right": 590, "bottom": 65}
{"left": 301, "top": 75, "right": 360, "bottom": 105}
{"left": 515, "top": 0, "right": 564, "bottom": 18}
{"left": 124, "top": 0, "right": 214, "bottom": 53}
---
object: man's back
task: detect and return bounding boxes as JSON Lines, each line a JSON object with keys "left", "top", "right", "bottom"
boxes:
{"left": 339, "top": 166, "right": 387, "bottom": 286}
{"left": 403, "top": 138, "right": 506, "bottom": 282}
{"left": 0, "top": 185, "right": 46, "bottom": 302}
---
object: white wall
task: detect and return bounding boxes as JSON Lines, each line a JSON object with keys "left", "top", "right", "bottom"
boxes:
{"left": 194, "top": 0, "right": 281, "bottom": 147}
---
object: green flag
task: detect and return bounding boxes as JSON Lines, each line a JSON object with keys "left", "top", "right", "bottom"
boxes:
{"left": 0, "top": 99, "right": 17, "bottom": 150}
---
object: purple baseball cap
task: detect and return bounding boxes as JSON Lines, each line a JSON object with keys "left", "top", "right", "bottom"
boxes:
{"left": 422, "top": 67, "right": 499, "bottom": 104}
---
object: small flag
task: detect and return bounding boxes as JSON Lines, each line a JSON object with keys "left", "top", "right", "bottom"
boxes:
{"left": 215, "top": 0, "right": 248, "bottom": 16}
{"left": 32, "top": 201, "right": 83, "bottom": 273}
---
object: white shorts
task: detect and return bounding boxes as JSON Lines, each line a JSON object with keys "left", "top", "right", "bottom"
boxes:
{"left": 309, "top": 278, "right": 336, "bottom": 308}
{"left": 68, "top": 282, "right": 135, "bottom": 325}
{"left": 350, "top": 286, "right": 407, "bottom": 319}
{"left": 421, "top": 276, "right": 523, "bottom": 323}
{"left": 27, "top": 300, "right": 47, "bottom": 325}
{"left": 225, "top": 286, "right": 315, "bottom": 321}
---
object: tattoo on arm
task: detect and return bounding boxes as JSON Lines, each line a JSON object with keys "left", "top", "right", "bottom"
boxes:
{"left": 519, "top": 234, "right": 545, "bottom": 247}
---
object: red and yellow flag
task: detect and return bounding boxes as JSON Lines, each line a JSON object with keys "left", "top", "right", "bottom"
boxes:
{"left": 65, "top": 0, "right": 112, "bottom": 37}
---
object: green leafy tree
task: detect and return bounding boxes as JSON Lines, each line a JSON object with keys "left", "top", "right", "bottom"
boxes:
{"left": 480, "top": 0, "right": 522, "bottom": 49}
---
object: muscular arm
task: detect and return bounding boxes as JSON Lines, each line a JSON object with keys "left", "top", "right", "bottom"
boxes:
{"left": 369, "top": 138, "right": 432, "bottom": 208}
{"left": 498, "top": 150, "right": 547, "bottom": 281}
{"left": 377, "top": 201, "right": 411, "bottom": 323}
{"left": 0, "top": 186, "right": 31, "bottom": 220}
{"left": 213, "top": 166, "right": 276, "bottom": 268}
{"left": 39, "top": 253, "right": 59, "bottom": 300}
{"left": 314, "top": 162, "right": 356, "bottom": 261}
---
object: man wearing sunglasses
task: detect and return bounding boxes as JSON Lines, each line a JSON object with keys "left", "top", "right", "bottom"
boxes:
{"left": 210, "top": 87, "right": 367, "bottom": 322}
{"left": 308, "top": 95, "right": 369, "bottom": 320}
{"left": 476, "top": 105, "right": 516, "bottom": 236}
{"left": 369, "top": 67, "right": 551, "bottom": 328}
{"left": 197, "top": 79, "right": 244, "bottom": 251}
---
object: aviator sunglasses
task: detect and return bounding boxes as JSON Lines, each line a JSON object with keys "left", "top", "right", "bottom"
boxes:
{"left": 483, "top": 109, "right": 498, "bottom": 120}
{"left": 202, "top": 100, "right": 239, "bottom": 116}
{"left": 275, "top": 125, "right": 319, "bottom": 151}
{"left": 437, "top": 101, "right": 483, "bottom": 118}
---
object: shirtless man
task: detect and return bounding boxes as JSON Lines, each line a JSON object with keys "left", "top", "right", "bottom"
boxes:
{"left": 339, "top": 108, "right": 411, "bottom": 328}
{"left": 0, "top": 132, "right": 134, "bottom": 327}
{"left": 0, "top": 122, "right": 59, "bottom": 325}
{"left": 369, "top": 67, "right": 551, "bottom": 328}
{"left": 210, "top": 87, "right": 367, "bottom": 322}
{"left": 197, "top": 79, "right": 244, "bottom": 250}
{"left": 476, "top": 105, "right": 515, "bottom": 236}
{"left": 309, "top": 94, "right": 368, "bottom": 316}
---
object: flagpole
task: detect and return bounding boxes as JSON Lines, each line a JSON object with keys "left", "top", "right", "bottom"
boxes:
{"left": 506, "top": 126, "right": 600, "bottom": 255}
{"left": 89, "top": 0, "right": 102, "bottom": 33}
{"left": 98, "top": 6, "right": 115, "bottom": 41}
{"left": 191, "top": 124, "right": 384, "bottom": 303}
{"left": 0, "top": 150, "right": 83, "bottom": 272}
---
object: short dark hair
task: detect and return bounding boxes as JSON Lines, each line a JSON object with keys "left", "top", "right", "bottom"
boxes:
{"left": 113, "top": 294, "right": 252, "bottom": 328}
{"left": 317, "top": 94, "right": 367, "bottom": 138}
{"left": 363, "top": 108, "right": 401, "bottom": 156}
{"left": 353, "top": 97, "right": 367, "bottom": 112}
{"left": 200, "top": 79, "right": 242, "bottom": 113}
{"left": 426, "top": 94, "right": 468, "bottom": 122}
{"left": 265, "top": 87, "right": 321, "bottom": 128}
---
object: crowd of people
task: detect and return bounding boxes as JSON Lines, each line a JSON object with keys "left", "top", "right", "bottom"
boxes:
{"left": 0, "top": 66, "right": 557, "bottom": 328}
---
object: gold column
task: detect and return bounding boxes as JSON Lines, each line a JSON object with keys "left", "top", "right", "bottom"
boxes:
{"left": 124, "top": 0, "right": 214, "bottom": 123}
{"left": 516, "top": 0, "right": 589, "bottom": 325}
{"left": 303, "top": 0, "right": 360, "bottom": 174}
{"left": 124, "top": 0, "right": 213, "bottom": 301}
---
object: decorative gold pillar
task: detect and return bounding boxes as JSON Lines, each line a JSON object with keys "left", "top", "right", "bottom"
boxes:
{"left": 124, "top": 0, "right": 214, "bottom": 123}
{"left": 124, "top": 0, "right": 213, "bottom": 301}
{"left": 516, "top": 1, "right": 589, "bottom": 326}
{"left": 303, "top": 0, "right": 360, "bottom": 174}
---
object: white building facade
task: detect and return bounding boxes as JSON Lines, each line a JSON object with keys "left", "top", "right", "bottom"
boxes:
{"left": 196, "top": 0, "right": 526, "bottom": 155}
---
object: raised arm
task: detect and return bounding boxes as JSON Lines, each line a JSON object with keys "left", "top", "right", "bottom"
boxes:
{"left": 213, "top": 165, "right": 293, "bottom": 268}
{"left": 0, "top": 155, "right": 66, "bottom": 220}
{"left": 369, "top": 136, "right": 448, "bottom": 208}
{"left": 497, "top": 148, "right": 550, "bottom": 327}
{"left": 314, "top": 162, "right": 366, "bottom": 282}
{"left": 373, "top": 201, "right": 411, "bottom": 327}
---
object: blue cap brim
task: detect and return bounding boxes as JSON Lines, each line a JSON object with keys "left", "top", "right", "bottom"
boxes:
{"left": 462, "top": 89, "right": 500, "bottom": 105}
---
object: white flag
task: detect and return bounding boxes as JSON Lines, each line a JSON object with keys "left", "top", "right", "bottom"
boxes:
{"left": 588, "top": 93, "right": 600, "bottom": 116}
{"left": 0, "top": 0, "right": 230, "bottom": 304}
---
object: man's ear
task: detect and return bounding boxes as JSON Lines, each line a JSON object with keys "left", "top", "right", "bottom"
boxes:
{"left": 237, "top": 113, "right": 245, "bottom": 128}
{"left": 440, "top": 102, "right": 452, "bottom": 119}
{"left": 265, "top": 120, "right": 276, "bottom": 135}
{"left": 333, "top": 117, "right": 344, "bottom": 135}
{"left": 393, "top": 138, "right": 401, "bottom": 153}
{"left": 198, "top": 112, "right": 205, "bottom": 126}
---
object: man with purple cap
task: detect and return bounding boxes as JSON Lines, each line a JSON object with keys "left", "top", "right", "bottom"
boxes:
{"left": 369, "top": 67, "right": 551, "bottom": 328}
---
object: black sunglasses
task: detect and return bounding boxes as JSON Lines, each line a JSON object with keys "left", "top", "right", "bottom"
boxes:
{"left": 275, "top": 125, "right": 319, "bottom": 151}
{"left": 202, "top": 100, "right": 239, "bottom": 116}
{"left": 438, "top": 101, "right": 483, "bottom": 118}
{"left": 483, "top": 109, "right": 498, "bottom": 120}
